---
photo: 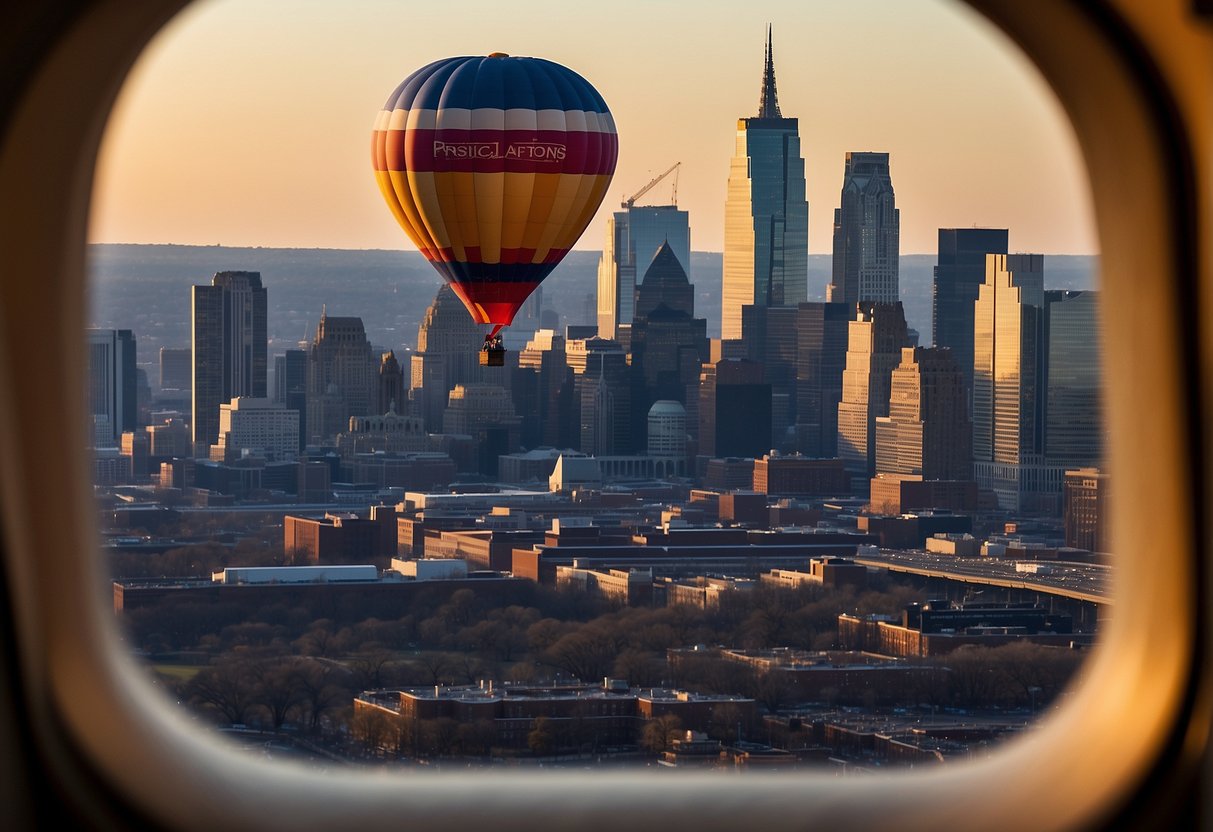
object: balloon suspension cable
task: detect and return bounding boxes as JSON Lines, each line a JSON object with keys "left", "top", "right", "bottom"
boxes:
{"left": 486, "top": 324, "right": 505, "bottom": 341}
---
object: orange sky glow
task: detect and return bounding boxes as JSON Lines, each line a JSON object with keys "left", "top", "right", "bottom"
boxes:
{"left": 89, "top": 0, "right": 1097, "bottom": 256}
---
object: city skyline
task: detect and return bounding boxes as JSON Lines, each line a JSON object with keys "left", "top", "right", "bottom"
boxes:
{"left": 89, "top": 0, "right": 1096, "bottom": 256}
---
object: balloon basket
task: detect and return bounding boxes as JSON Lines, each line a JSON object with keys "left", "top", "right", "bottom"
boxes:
{"left": 479, "top": 346, "right": 505, "bottom": 367}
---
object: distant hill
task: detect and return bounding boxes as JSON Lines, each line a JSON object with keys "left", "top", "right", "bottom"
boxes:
{"left": 87, "top": 244, "right": 1097, "bottom": 378}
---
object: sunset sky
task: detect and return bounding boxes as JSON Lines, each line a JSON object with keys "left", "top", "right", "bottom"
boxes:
{"left": 88, "top": 0, "right": 1097, "bottom": 256}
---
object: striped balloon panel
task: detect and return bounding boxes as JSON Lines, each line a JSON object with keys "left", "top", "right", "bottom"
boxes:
{"left": 372, "top": 56, "right": 617, "bottom": 326}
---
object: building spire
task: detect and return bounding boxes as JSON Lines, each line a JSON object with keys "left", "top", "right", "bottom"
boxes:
{"left": 758, "top": 24, "right": 781, "bottom": 119}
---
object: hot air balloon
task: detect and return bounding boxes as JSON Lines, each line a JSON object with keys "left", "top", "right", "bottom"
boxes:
{"left": 372, "top": 54, "right": 618, "bottom": 365}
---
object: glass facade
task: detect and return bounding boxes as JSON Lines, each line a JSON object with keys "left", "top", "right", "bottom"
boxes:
{"left": 723, "top": 122, "right": 809, "bottom": 340}
{"left": 1045, "top": 290, "right": 1102, "bottom": 465}
{"left": 721, "top": 34, "right": 808, "bottom": 341}
{"left": 596, "top": 205, "right": 690, "bottom": 340}
{"left": 932, "top": 227, "right": 1008, "bottom": 394}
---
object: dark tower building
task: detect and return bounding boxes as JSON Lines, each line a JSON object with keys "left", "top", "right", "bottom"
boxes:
{"left": 377, "top": 350, "right": 406, "bottom": 415}
{"left": 191, "top": 271, "right": 267, "bottom": 454}
{"left": 274, "top": 349, "right": 308, "bottom": 452}
{"left": 741, "top": 304, "right": 798, "bottom": 449}
{"left": 158, "top": 346, "right": 191, "bottom": 392}
{"left": 827, "top": 153, "right": 900, "bottom": 308}
{"left": 794, "top": 302, "right": 851, "bottom": 457}
{"left": 306, "top": 310, "right": 375, "bottom": 444}
{"left": 87, "top": 328, "right": 137, "bottom": 447}
{"left": 932, "top": 228, "right": 1008, "bottom": 394}
{"left": 629, "top": 242, "right": 709, "bottom": 442}
{"left": 699, "top": 358, "right": 772, "bottom": 459}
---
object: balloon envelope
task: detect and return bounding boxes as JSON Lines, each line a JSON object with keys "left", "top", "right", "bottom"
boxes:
{"left": 372, "top": 55, "right": 618, "bottom": 333}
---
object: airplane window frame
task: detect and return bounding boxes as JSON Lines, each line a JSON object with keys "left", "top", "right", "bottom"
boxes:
{"left": 0, "top": 0, "right": 1207, "bottom": 829}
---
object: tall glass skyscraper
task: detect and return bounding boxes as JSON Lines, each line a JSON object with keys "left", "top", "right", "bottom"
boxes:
{"left": 597, "top": 204, "right": 690, "bottom": 341}
{"left": 721, "top": 28, "right": 808, "bottom": 341}
{"left": 828, "top": 152, "right": 900, "bottom": 308}
{"left": 1045, "top": 290, "right": 1102, "bottom": 466}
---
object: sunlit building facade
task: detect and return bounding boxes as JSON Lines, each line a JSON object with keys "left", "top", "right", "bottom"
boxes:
{"left": 836, "top": 302, "right": 909, "bottom": 491}
{"left": 932, "top": 227, "right": 1008, "bottom": 394}
{"left": 972, "top": 254, "right": 1051, "bottom": 511}
{"left": 721, "top": 29, "right": 808, "bottom": 340}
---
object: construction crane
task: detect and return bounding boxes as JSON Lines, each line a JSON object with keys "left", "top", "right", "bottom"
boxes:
{"left": 621, "top": 161, "right": 680, "bottom": 209}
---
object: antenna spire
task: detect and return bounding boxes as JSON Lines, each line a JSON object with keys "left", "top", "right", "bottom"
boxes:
{"left": 758, "top": 24, "right": 781, "bottom": 118}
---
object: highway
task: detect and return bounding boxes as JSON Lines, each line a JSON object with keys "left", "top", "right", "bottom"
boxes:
{"left": 854, "top": 550, "right": 1111, "bottom": 605}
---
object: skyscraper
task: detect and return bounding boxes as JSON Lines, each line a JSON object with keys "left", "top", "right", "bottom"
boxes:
{"left": 698, "top": 358, "right": 772, "bottom": 459}
{"left": 1044, "top": 290, "right": 1102, "bottom": 466}
{"left": 377, "top": 351, "right": 406, "bottom": 415}
{"left": 932, "top": 228, "right": 1008, "bottom": 393}
{"left": 793, "top": 302, "right": 850, "bottom": 458}
{"left": 191, "top": 271, "right": 267, "bottom": 454}
{"left": 874, "top": 346, "right": 971, "bottom": 480}
{"left": 836, "top": 302, "right": 910, "bottom": 490}
{"left": 274, "top": 349, "right": 308, "bottom": 452}
{"left": 972, "top": 253, "right": 1048, "bottom": 510}
{"left": 597, "top": 204, "right": 690, "bottom": 341}
{"left": 86, "top": 328, "right": 137, "bottom": 447}
{"left": 306, "top": 310, "right": 375, "bottom": 443}
{"left": 721, "top": 27, "right": 808, "bottom": 340}
{"left": 827, "top": 152, "right": 900, "bottom": 308}
{"left": 158, "top": 346, "right": 191, "bottom": 392}
{"left": 411, "top": 284, "right": 484, "bottom": 432}
{"left": 629, "top": 242, "right": 708, "bottom": 429}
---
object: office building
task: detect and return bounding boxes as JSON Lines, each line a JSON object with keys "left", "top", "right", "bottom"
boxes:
{"left": 741, "top": 304, "right": 799, "bottom": 448}
{"left": 210, "top": 397, "right": 299, "bottom": 463}
{"left": 794, "top": 302, "right": 850, "bottom": 457}
{"left": 836, "top": 302, "right": 909, "bottom": 490}
{"left": 86, "top": 328, "right": 137, "bottom": 447}
{"left": 972, "top": 254, "right": 1056, "bottom": 511}
{"left": 874, "top": 347, "right": 971, "bottom": 480}
{"left": 932, "top": 228, "right": 1008, "bottom": 392}
{"left": 410, "top": 284, "right": 484, "bottom": 432}
{"left": 629, "top": 242, "right": 708, "bottom": 435}
{"left": 566, "top": 338, "right": 632, "bottom": 456}
{"left": 513, "top": 329, "right": 574, "bottom": 450}
{"left": 442, "top": 384, "right": 521, "bottom": 475}
{"left": 191, "top": 271, "right": 267, "bottom": 453}
{"left": 827, "top": 152, "right": 900, "bottom": 307}
{"left": 1063, "top": 467, "right": 1110, "bottom": 554}
{"left": 597, "top": 203, "right": 690, "bottom": 341}
{"left": 306, "top": 310, "right": 376, "bottom": 444}
{"left": 158, "top": 346, "right": 190, "bottom": 392}
{"left": 699, "top": 358, "right": 771, "bottom": 459}
{"left": 274, "top": 349, "right": 308, "bottom": 451}
{"left": 1045, "top": 291, "right": 1102, "bottom": 466}
{"left": 721, "top": 28, "right": 808, "bottom": 340}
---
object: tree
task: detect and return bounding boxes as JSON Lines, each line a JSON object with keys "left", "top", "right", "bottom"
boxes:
{"left": 185, "top": 657, "right": 259, "bottom": 725}
{"left": 527, "top": 716, "right": 555, "bottom": 756}
{"left": 640, "top": 714, "right": 683, "bottom": 753}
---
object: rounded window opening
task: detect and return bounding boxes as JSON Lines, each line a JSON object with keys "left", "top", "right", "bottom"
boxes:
{"left": 87, "top": 0, "right": 1105, "bottom": 773}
